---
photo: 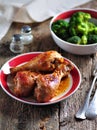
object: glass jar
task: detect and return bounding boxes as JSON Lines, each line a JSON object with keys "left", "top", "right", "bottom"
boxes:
{"left": 21, "top": 25, "right": 33, "bottom": 45}
{"left": 10, "top": 34, "right": 24, "bottom": 53}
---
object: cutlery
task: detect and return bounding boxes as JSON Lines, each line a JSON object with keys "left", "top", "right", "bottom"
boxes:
{"left": 75, "top": 69, "right": 97, "bottom": 119}
{"left": 85, "top": 89, "right": 97, "bottom": 120}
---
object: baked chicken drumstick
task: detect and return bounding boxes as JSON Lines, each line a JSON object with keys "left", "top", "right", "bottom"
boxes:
{"left": 13, "top": 71, "right": 38, "bottom": 97}
{"left": 34, "top": 63, "right": 73, "bottom": 102}
{"left": 10, "top": 50, "right": 65, "bottom": 74}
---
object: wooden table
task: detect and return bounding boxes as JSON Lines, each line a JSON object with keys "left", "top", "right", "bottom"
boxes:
{"left": 0, "top": 0, "right": 97, "bottom": 130}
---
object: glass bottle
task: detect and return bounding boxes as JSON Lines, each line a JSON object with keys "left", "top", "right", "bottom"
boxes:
{"left": 21, "top": 25, "right": 33, "bottom": 45}
{"left": 10, "top": 34, "right": 24, "bottom": 53}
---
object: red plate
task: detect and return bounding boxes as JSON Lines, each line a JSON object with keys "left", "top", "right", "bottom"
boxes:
{"left": 0, "top": 52, "right": 81, "bottom": 105}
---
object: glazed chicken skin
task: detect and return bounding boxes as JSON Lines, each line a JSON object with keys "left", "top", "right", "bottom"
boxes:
{"left": 34, "top": 63, "right": 73, "bottom": 102}
{"left": 10, "top": 51, "right": 65, "bottom": 74}
{"left": 13, "top": 71, "right": 38, "bottom": 97}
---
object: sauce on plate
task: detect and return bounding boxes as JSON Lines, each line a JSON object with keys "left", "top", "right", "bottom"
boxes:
{"left": 54, "top": 75, "right": 72, "bottom": 97}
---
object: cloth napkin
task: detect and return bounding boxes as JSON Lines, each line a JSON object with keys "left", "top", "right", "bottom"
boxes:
{"left": 0, "top": 0, "right": 92, "bottom": 40}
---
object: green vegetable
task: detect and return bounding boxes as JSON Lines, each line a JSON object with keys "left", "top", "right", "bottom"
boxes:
{"left": 51, "top": 20, "right": 69, "bottom": 40}
{"left": 87, "top": 34, "right": 97, "bottom": 44}
{"left": 86, "top": 22, "right": 97, "bottom": 35}
{"left": 69, "top": 11, "right": 91, "bottom": 36}
{"left": 70, "top": 11, "right": 91, "bottom": 23}
{"left": 80, "top": 35, "right": 88, "bottom": 45}
{"left": 67, "top": 36, "right": 81, "bottom": 44}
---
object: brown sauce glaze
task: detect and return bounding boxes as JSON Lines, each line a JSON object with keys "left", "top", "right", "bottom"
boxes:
{"left": 54, "top": 75, "right": 71, "bottom": 97}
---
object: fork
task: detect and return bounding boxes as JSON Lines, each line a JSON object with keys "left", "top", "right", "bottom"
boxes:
{"left": 75, "top": 68, "right": 97, "bottom": 120}
{"left": 85, "top": 69, "right": 97, "bottom": 120}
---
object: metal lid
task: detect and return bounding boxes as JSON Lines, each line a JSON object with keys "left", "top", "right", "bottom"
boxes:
{"left": 21, "top": 25, "right": 32, "bottom": 33}
{"left": 12, "top": 34, "right": 22, "bottom": 42}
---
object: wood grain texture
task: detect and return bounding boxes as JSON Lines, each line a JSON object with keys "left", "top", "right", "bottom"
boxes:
{"left": 0, "top": 1, "right": 97, "bottom": 130}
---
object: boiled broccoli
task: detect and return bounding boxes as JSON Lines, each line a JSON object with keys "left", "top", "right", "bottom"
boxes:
{"left": 68, "top": 11, "right": 97, "bottom": 44}
{"left": 87, "top": 22, "right": 97, "bottom": 34}
{"left": 67, "top": 36, "right": 81, "bottom": 44}
{"left": 70, "top": 11, "right": 91, "bottom": 23}
{"left": 51, "top": 20, "right": 69, "bottom": 40}
{"left": 80, "top": 35, "right": 88, "bottom": 45}
{"left": 87, "top": 34, "right": 97, "bottom": 44}
{"left": 69, "top": 11, "right": 92, "bottom": 36}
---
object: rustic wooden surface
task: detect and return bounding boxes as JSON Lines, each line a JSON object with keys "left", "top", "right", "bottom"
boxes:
{"left": 0, "top": 0, "right": 97, "bottom": 130}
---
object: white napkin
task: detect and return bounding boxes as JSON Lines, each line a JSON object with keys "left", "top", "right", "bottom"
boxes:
{"left": 14, "top": 0, "right": 92, "bottom": 22}
{"left": 0, "top": 0, "right": 92, "bottom": 40}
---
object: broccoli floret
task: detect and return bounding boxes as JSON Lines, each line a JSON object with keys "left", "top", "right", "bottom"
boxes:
{"left": 94, "top": 27, "right": 97, "bottom": 34}
{"left": 70, "top": 11, "right": 91, "bottom": 23}
{"left": 51, "top": 20, "right": 69, "bottom": 40}
{"left": 69, "top": 11, "right": 92, "bottom": 36}
{"left": 80, "top": 35, "right": 88, "bottom": 45}
{"left": 53, "top": 20, "right": 69, "bottom": 28}
{"left": 87, "top": 22, "right": 97, "bottom": 34}
{"left": 77, "top": 23, "right": 89, "bottom": 35}
{"left": 67, "top": 36, "right": 81, "bottom": 44}
{"left": 87, "top": 34, "right": 97, "bottom": 44}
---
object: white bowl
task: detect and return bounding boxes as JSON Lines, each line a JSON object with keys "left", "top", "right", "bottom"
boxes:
{"left": 50, "top": 8, "right": 97, "bottom": 55}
